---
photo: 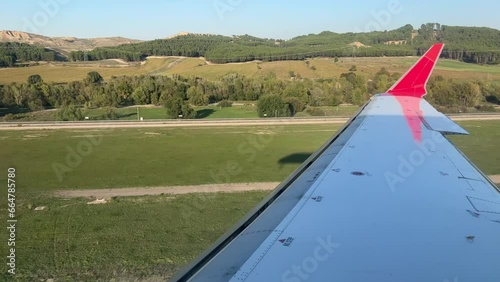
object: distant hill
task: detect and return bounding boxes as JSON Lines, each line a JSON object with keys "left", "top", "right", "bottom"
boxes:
{"left": 2, "top": 23, "right": 500, "bottom": 66}
{"left": 0, "top": 30, "right": 142, "bottom": 54}
{"left": 70, "top": 23, "right": 500, "bottom": 65}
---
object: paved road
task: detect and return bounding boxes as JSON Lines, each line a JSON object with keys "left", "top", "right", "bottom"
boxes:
{"left": 2, "top": 114, "right": 500, "bottom": 130}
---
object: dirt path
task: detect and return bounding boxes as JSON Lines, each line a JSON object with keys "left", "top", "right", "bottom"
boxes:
{"left": 490, "top": 175, "right": 500, "bottom": 183}
{"left": 55, "top": 177, "right": 499, "bottom": 199}
{"left": 55, "top": 182, "right": 281, "bottom": 198}
{"left": 149, "top": 57, "right": 186, "bottom": 75}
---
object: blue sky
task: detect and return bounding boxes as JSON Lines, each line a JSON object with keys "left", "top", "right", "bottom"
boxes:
{"left": 1, "top": 0, "right": 500, "bottom": 40}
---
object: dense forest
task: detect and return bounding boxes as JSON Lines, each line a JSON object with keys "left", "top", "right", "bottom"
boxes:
{"left": 0, "top": 42, "right": 60, "bottom": 67}
{"left": 69, "top": 23, "right": 500, "bottom": 64}
{"left": 1, "top": 67, "right": 499, "bottom": 120}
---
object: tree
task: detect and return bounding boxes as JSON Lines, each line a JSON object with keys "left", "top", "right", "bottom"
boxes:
{"left": 165, "top": 98, "right": 195, "bottom": 119}
{"left": 187, "top": 85, "right": 208, "bottom": 106}
{"left": 181, "top": 103, "right": 196, "bottom": 119}
{"left": 257, "top": 95, "right": 291, "bottom": 117}
{"left": 85, "top": 71, "right": 104, "bottom": 85}
{"left": 132, "top": 86, "right": 150, "bottom": 105}
{"left": 56, "top": 105, "right": 84, "bottom": 121}
{"left": 27, "top": 74, "right": 43, "bottom": 85}
{"left": 284, "top": 97, "right": 306, "bottom": 116}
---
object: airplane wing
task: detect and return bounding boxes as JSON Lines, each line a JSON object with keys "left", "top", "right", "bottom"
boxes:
{"left": 172, "top": 44, "right": 500, "bottom": 282}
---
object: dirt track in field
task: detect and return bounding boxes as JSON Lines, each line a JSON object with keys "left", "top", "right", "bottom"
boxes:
{"left": 55, "top": 182, "right": 281, "bottom": 198}
{"left": 490, "top": 175, "right": 500, "bottom": 183}
{"left": 54, "top": 177, "right": 499, "bottom": 199}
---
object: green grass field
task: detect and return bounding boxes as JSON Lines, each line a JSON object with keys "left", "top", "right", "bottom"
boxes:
{"left": 1, "top": 56, "right": 500, "bottom": 84}
{"left": 1, "top": 104, "right": 363, "bottom": 122}
{"left": 0, "top": 124, "right": 337, "bottom": 191}
{"left": 0, "top": 121, "right": 499, "bottom": 280}
{"left": 5, "top": 104, "right": 262, "bottom": 121}
{"left": 449, "top": 121, "right": 500, "bottom": 176}
{"left": 195, "top": 104, "right": 259, "bottom": 119}
{"left": 0, "top": 191, "right": 268, "bottom": 281}
{"left": 1, "top": 121, "right": 499, "bottom": 193}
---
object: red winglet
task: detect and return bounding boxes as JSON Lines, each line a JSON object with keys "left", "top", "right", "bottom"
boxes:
{"left": 387, "top": 43, "right": 444, "bottom": 98}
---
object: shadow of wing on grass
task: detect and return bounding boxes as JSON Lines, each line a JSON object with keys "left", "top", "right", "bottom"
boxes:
{"left": 278, "top": 153, "right": 312, "bottom": 168}
{"left": 196, "top": 109, "right": 215, "bottom": 119}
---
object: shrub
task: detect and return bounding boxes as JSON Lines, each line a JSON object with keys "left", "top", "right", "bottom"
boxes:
{"left": 217, "top": 100, "right": 233, "bottom": 108}
{"left": 3, "top": 113, "right": 15, "bottom": 122}
{"left": 284, "top": 97, "right": 306, "bottom": 116}
{"left": 475, "top": 105, "right": 496, "bottom": 112}
{"left": 306, "top": 107, "right": 326, "bottom": 116}
{"left": 101, "top": 107, "right": 119, "bottom": 120}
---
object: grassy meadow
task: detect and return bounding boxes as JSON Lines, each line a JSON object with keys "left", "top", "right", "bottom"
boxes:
{"left": 1, "top": 56, "right": 500, "bottom": 85}
{"left": 0, "top": 121, "right": 498, "bottom": 193}
{"left": 0, "top": 124, "right": 339, "bottom": 191}
{"left": 4, "top": 104, "right": 262, "bottom": 121}
{"left": 6, "top": 104, "right": 360, "bottom": 122}
{"left": 0, "top": 191, "right": 268, "bottom": 281}
{"left": 448, "top": 120, "right": 500, "bottom": 176}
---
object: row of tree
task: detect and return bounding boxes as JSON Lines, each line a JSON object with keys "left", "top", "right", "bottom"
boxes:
{"left": 1, "top": 68, "right": 498, "bottom": 120}
{"left": 0, "top": 42, "right": 59, "bottom": 67}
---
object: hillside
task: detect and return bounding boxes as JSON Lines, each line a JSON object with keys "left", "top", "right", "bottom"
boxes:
{"left": 2, "top": 24, "right": 500, "bottom": 67}
{"left": 0, "top": 30, "right": 142, "bottom": 54}
{"left": 72, "top": 23, "right": 500, "bottom": 65}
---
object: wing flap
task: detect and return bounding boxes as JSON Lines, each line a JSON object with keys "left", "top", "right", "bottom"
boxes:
{"left": 419, "top": 99, "right": 469, "bottom": 135}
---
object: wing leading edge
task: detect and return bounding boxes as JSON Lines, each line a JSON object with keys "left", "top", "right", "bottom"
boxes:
{"left": 171, "top": 45, "right": 500, "bottom": 282}
{"left": 388, "top": 43, "right": 444, "bottom": 98}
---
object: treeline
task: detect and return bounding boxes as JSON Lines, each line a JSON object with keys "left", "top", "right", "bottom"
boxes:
{"left": 69, "top": 35, "right": 232, "bottom": 62}
{"left": 1, "top": 68, "right": 498, "bottom": 120}
{"left": 0, "top": 42, "right": 59, "bottom": 67}
{"left": 419, "top": 23, "right": 500, "bottom": 64}
{"left": 67, "top": 23, "right": 500, "bottom": 64}
{"left": 68, "top": 26, "right": 417, "bottom": 63}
